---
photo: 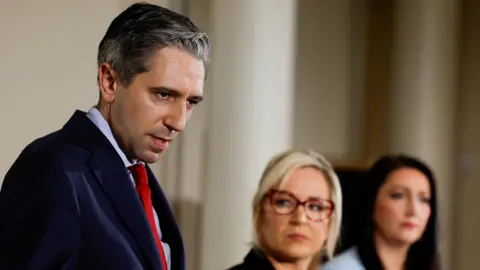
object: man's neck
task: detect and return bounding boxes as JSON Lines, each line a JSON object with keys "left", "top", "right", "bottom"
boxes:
{"left": 95, "top": 104, "right": 138, "bottom": 164}
{"left": 374, "top": 232, "right": 409, "bottom": 270}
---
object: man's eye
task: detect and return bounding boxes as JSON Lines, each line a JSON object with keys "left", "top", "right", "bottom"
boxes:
{"left": 157, "top": 92, "right": 170, "bottom": 99}
{"left": 188, "top": 100, "right": 199, "bottom": 106}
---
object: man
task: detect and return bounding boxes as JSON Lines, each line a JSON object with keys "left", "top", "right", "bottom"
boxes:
{"left": 0, "top": 3, "right": 209, "bottom": 270}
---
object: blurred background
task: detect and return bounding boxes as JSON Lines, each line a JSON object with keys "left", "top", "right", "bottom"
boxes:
{"left": 0, "top": 0, "right": 477, "bottom": 269}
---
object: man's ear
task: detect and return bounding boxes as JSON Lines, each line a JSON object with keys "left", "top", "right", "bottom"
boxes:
{"left": 98, "top": 63, "right": 118, "bottom": 103}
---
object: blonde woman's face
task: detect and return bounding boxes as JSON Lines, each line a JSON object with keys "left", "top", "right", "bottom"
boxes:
{"left": 258, "top": 167, "right": 333, "bottom": 262}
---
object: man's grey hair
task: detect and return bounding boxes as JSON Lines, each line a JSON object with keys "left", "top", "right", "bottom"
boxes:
{"left": 97, "top": 2, "right": 210, "bottom": 85}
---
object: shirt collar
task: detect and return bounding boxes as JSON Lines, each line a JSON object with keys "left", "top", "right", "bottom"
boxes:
{"left": 85, "top": 106, "right": 139, "bottom": 168}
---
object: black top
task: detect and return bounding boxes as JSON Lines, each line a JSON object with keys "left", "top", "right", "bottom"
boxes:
{"left": 227, "top": 249, "right": 275, "bottom": 270}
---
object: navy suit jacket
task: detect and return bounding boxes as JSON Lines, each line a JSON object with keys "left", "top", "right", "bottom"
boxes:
{"left": 0, "top": 110, "right": 185, "bottom": 270}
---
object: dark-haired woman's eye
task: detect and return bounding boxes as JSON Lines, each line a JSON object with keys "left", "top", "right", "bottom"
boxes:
{"left": 390, "top": 192, "right": 403, "bottom": 199}
{"left": 420, "top": 196, "right": 431, "bottom": 204}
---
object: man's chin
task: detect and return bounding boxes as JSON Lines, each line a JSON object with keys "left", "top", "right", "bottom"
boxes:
{"left": 138, "top": 150, "right": 164, "bottom": 164}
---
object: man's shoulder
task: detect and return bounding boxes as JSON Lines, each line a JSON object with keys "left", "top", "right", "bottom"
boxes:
{"left": 13, "top": 128, "right": 87, "bottom": 167}
{"left": 322, "top": 247, "right": 365, "bottom": 270}
{"left": 2, "top": 127, "right": 91, "bottom": 189}
{"left": 13, "top": 109, "right": 98, "bottom": 167}
{"left": 0, "top": 128, "right": 86, "bottom": 220}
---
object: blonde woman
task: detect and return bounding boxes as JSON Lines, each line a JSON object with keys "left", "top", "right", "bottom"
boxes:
{"left": 227, "top": 149, "right": 343, "bottom": 270}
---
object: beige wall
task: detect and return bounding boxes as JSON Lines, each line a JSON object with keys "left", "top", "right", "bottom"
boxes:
{"left": 454, "top": 0, "right": 480, "bottom": 269}
{"left": 293, "top": 0, "right": 353, "bottom": 160}
{"left": 362, "top": 0, "right": 394, "bottom": 159}
{"left": 0, "top": 0, "right": 119, "bottom": 176}
{"left": 1, "top": 1, "right": 478, "bottom": 269}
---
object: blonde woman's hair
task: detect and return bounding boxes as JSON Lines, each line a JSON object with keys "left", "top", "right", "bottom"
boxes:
{"left": 251, "top": 149, "right": 343, "bottom": 261}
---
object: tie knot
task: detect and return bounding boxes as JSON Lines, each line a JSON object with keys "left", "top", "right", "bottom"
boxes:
{"left": 128, "top": 163, "right": 148, "bottom": 186}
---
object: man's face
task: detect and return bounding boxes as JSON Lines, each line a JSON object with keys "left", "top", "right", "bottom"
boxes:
{"left": 98, "top": 47, "right": 205, "bottom": 163}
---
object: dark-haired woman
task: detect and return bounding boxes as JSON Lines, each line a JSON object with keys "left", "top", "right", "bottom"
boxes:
{"left": 323, "top": 154, "right": 440, "bottom": 270}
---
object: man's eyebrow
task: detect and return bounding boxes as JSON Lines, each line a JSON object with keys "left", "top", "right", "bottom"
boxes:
{"left": 150, "top": 86, "right": 181, "bottom": 96}
{"left": 190, "top": 94, "right": 204, "bottom": 102}
{"left": 150, "top": 86, "right": 204, "bottom": 102}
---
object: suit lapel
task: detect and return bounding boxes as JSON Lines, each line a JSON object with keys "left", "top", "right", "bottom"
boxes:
{"left": 146, "top": 166, "right": 185, "bottom": 270}
{"left": 89, "top": 157, "right": 163, "bottom": 270}
{"left": 63, "top": 110, "right": 163, "bottom": 270}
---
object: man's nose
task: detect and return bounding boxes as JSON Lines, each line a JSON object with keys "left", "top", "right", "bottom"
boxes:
{"left": 164, "top": 102, "right": 187, "bottom": 132}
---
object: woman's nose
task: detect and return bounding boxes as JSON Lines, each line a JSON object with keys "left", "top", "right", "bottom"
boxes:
{"left": 290, "top": 205, "right": 308, "bottom": 224}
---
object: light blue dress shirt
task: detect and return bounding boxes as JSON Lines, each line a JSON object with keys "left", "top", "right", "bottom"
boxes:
{"left": 322, "top": 247, "right": 365, "bottom": 270}
{"left": 86, "top": 107, "right": 171, "bottom": 270}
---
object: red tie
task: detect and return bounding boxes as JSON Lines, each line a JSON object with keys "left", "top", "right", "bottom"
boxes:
{"left": 129, "top": 163, "right": 168, "bottom": 270}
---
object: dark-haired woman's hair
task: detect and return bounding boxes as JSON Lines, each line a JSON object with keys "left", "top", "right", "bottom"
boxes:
{"left": 356, "top": 154, "right": 441, "bottom": 270}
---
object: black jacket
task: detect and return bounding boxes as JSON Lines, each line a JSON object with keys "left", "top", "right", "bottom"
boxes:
{"left": 227, "top": 249, "right": 275, "bottom": 270}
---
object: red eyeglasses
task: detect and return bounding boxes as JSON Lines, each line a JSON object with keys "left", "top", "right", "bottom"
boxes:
{"left": 267, "top": 189, "right": 335, "bottom": 222}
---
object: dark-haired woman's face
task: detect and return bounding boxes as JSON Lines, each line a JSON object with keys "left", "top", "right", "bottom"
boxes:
{"left": 373, "top": 168, "right": 432, "bottom": 245}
